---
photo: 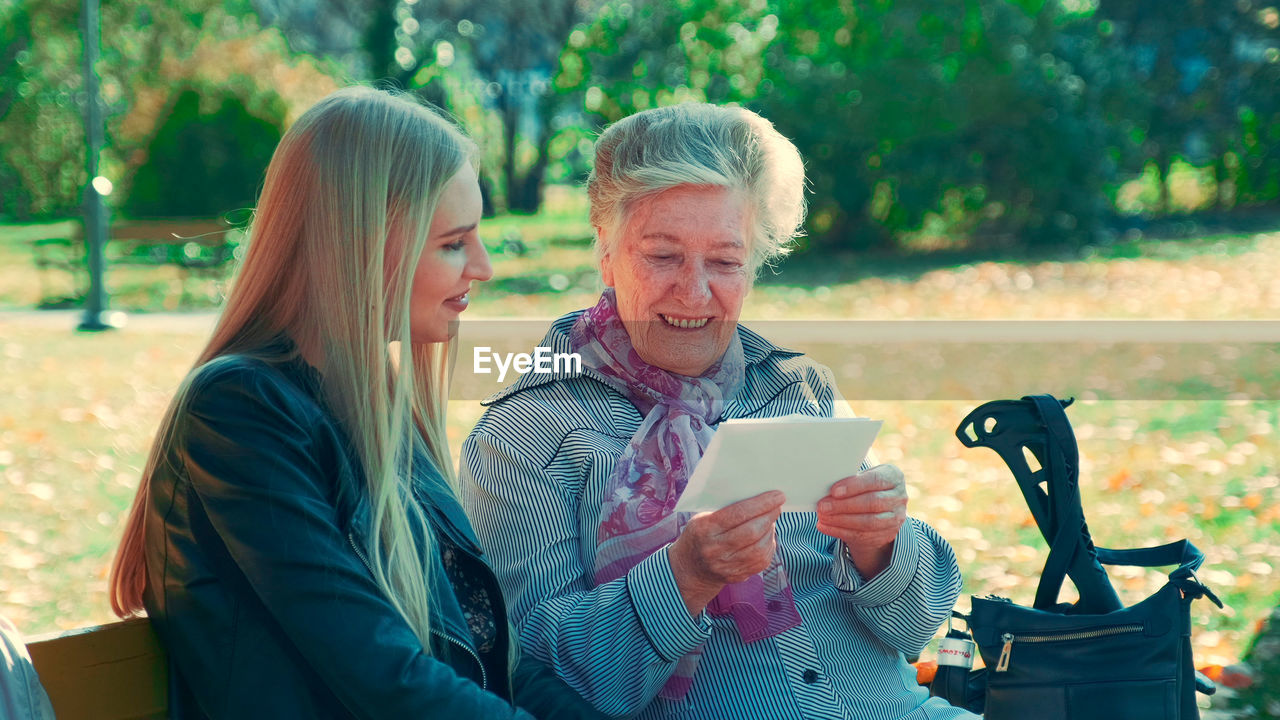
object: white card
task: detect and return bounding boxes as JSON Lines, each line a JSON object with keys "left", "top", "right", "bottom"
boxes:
{"left": 674, "top": 415, "right": 882, "bottom": 513}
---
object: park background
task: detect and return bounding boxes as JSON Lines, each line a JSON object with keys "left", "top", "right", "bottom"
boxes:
{"left": 1, "top": 0, "right": 1279, "bottom": 714}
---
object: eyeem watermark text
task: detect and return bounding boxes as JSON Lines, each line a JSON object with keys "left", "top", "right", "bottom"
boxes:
{"left": 474, "top": 346, "right": 582, "bottom": 382}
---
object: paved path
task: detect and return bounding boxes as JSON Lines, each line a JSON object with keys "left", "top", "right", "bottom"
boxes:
{"left": 0, "top": 309, "right": 218, "bottom": 334}
{"left": 5, "top": 310, "right": 1280, "bottom": 341}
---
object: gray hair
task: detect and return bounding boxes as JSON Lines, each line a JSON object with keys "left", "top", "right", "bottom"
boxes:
{"left": 587, "top": 103, "right": 807, "bottom": 274}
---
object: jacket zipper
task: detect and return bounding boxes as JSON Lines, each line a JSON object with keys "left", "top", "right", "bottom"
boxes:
{"left": 430, "top": 629, "right": 488, "bottom": 691}
{"left": 995, "top": 624, "right": 1143, "bottom": 673}
{"left": 346, "top": 533, "right": 488, "bottom": 690}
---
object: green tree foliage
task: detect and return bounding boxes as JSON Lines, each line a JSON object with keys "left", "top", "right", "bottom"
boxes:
{"left": 555, "top": 0, "right": 773, "bottom": 119}
{"left": 272, "top": 0, "right": 593, "bottom": 213}
{"left": 1094, "top": 0, "right": 1280, "bottom": 211}
{"left": 123, "top": 88, "right": 284, "bottom": 219}
{"left": 761, "top": 1, "right": 1144, "bottom": 249}
{"left": 0, "top": 0, "right": 329, "bottom": 221}
{"left": 1, "top": 0, "right": 92, "bottom": 219}
{"left": 558, "top": 0, "right": 1279, "bottom": 251}
{"left": 1, "top": 0, "right": 228, "bottom": 218}
{"left": 413, "top": 0, "right": 591, "bottom": 214}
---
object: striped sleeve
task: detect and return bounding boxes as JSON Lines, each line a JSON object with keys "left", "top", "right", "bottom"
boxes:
{"left": 627, "top": 547, "right": 714, "bottom": 662}
{"left": 831, "top": 518, "right": 963, "bottom": 656}
{"left": 460, "top": 430, "right": 710, "bottom": 718}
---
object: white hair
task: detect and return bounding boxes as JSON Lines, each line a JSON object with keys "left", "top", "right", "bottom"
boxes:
{"left": 587, "top": 103, "right": 807, "bottom": 274}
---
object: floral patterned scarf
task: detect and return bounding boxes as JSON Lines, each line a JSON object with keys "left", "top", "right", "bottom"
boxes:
{"left": 569, "top": 289, "right": 802, "bottom": 700}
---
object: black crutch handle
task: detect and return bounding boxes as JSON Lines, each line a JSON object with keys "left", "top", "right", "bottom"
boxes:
{"left": 956, "top": 395, "right": 1123, "bottom": 614}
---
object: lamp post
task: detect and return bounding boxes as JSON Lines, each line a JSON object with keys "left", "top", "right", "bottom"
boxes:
{"left": 77, "top": 0, "right": 117, "bottom": 331}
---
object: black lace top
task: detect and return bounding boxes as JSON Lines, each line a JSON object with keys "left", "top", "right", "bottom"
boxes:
{"left": 437, "top": 532, "right": 499, "bottom": 657}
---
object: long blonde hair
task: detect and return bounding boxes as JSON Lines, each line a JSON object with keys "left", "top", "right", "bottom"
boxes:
{"left": 109, "top": 86, "right": 471, "bottom": 652}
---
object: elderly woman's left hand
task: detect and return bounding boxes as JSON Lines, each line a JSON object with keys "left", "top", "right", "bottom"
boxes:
{"left": 815, "top": 465, "right": 908, "bottom": 580}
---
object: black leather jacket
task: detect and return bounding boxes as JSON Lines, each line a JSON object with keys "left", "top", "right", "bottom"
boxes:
{"left": 141, "top": 351, "right": 602, "bottom": 719}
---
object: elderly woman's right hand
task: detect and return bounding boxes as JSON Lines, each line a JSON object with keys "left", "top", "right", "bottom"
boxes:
{"left": 668, "top": 490, "right": 786, "bottom": 616}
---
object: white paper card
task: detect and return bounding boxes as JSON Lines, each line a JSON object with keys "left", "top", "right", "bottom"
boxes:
{"left": 674, "top": 415, "right": 882, "bottom": 513}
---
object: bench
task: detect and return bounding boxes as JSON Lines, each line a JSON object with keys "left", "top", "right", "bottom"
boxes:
{"left": 31, "top": 218, "right": 241, "bottom": 306}
{"left": 25, "top": 618, "right": 168, "bottom": 720}
{"left": 17, "top": 618, "right": 945, "bottom": 718}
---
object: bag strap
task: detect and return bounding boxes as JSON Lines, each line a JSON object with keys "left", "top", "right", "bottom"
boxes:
{"left": 1026, "top": 395, "right": 1124, "bottom": 613}
{"left": 1095, "top": 538, "right": 1200, "bottom": 570}
{"left": 1096, "top": 539, "right": 1224, "bottom": 608}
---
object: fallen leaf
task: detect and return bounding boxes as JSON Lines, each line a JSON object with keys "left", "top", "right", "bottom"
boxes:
{"left": 1107, "top": 469, "right": 1132, "bottom": 492}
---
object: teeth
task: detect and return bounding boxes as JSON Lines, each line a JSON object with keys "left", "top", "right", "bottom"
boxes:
{"left": 662, "top": 314, "right": 709, "bottom": 329}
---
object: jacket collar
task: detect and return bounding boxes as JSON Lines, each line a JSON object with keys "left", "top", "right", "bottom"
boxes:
{"left": 480, "top": 309, "right": 804, "bottom": 407}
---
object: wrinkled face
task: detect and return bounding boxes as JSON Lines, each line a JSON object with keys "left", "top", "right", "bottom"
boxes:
{"left": 599, "top": 185, "right": 752, "bottom": 377}
{"left": 409, "top": 163, "right": 492, "bottom": 343}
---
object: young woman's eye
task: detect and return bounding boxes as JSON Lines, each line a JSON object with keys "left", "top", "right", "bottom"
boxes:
{"left": 445, "top": 238, "right": 466, "bottom": 252}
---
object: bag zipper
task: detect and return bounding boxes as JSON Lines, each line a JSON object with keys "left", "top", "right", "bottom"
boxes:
{"left": 995, "top": 624, "right": 1143, "bottom": 673}
{"left": 346, "top": 532, "right": 488, "bottom": 690}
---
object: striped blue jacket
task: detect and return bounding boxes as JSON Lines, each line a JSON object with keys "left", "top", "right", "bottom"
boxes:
{"left": 460, "top": 313, "right": 976, "bottom": 720}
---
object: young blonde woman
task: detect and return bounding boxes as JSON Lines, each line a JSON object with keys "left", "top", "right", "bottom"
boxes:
{"left": 108, "top": 87, "right": 601, "bottom": 720}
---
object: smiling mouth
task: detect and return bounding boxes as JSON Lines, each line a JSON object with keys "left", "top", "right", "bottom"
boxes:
{"left": 659, "top": 314, "right": 711, "bottom": 329}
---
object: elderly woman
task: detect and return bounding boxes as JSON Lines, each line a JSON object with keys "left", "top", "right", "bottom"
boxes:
{"left": 460, "top": 104, "right": 976, "bottom": 720}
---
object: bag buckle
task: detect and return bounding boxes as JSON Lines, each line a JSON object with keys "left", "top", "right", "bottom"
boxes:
{"left": 1177, "top": 571, "right": 1224, "bottom": 608}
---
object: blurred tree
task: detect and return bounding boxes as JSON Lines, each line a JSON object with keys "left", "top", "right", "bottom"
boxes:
{"left": 761, "top": 0, "right": 1146, "bottom": 248}
{"left": 0, "top": 0, "right": 34, "bottom": 218}
{"left": 248, "top": 0, "right": 369, "bottom": 78}
{"left": 560, "top": 0, "right": 1144, "bottom": 250}
{"left": 123, "top": 87, "right": 285, "bottom": 218}
{"left": 382, "top": 0, "right": 595, "bottom": 213}
{"left": 1094, "top": 0, "right": 1280, "bottom": 212}
{"left": 1, "top": 0, "right": 92, "bottom": 219}
{"left": 0, "top": 0, "right": 336, "bottom": 221}
{"left": 253, "top": 0, "right": 596, "bottom": 214}
{"left": 1, "top": 0, "right": 231, "bottom": 218}
{"left": 554, "top": 0, "right": 773, "bottom": 119}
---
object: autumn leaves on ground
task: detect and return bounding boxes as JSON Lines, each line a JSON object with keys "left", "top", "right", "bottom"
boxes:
{"left": 0, "top": 227, "right": 1276, "bottom": 710}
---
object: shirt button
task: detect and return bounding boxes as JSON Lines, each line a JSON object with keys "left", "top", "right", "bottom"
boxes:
{"left": 802, "top": 669, "right": 819, "bottom": 684}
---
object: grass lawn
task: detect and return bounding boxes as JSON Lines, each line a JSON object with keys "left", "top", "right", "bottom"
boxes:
{"left": 1, "top": 211, "right": 1277, "bottom": 695}
{"left": 5, "top": 204, "right": 1280, "bottom": 320}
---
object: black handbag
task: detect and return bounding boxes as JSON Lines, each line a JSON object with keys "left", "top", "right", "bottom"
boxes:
{"left": 933, "top": 395, "right": 1223, "bottom": 720}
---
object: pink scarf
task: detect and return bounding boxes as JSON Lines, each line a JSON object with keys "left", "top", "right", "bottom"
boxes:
{"left": 570, "top": 289, "right": 802, "bottom": 700}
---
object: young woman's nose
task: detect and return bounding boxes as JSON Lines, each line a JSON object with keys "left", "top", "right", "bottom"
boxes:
{"left": 467, "top": 240, "right": 494, "bottom": 282}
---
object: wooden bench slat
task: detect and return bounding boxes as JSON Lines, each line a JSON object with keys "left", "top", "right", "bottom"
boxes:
{"left": 26, "top": 618, "right": 168, "bottom": 720}
{"left": 109, "top": 220, "right": 230, "bottom": 245}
